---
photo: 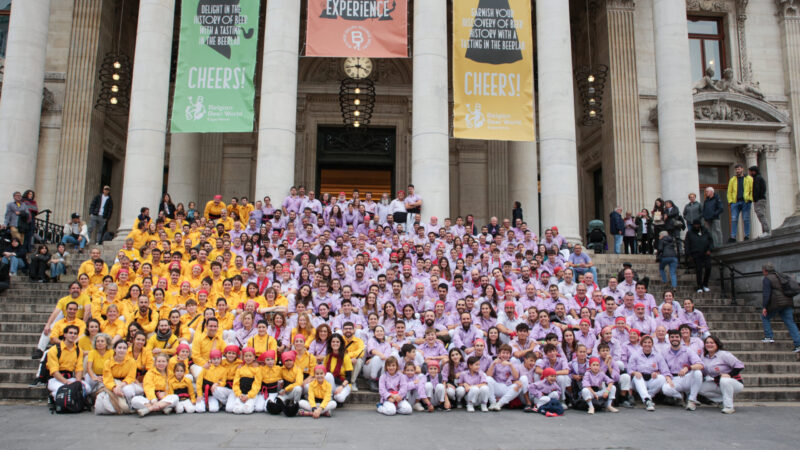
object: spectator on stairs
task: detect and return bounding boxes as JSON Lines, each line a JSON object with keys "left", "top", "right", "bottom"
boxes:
{"left": 760, "top": 263, "right": 800, "bottom": 353}
{"left": 685, "top": 219, "right": 714, "bottom": 293}
{"left": 61, "top": 213, "right": 88, "bottom": 254}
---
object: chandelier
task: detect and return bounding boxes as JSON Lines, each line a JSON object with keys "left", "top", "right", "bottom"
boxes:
{"left": 95, "top": 0, "right": 131, "bottom": 114}
{"left": 339, "top": 78, "right": 375, "bottom": 128}
{"left": 574, "top": 0, "right": 607, "bottom": 126}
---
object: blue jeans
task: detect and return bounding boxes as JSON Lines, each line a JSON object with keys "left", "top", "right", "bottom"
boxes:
{"left": 613, "top": 234, "right": 623, "bottom": 254}
{"left": 730, "top": 201, "right": 751, "bottom": 238}
{"left": 62, "top": 234, "right": 86, "bottom": 249}
{"left": 50, "top": 262, "right": 66, "bottom": 278}
{"left": 762, "top": 307, "right": 800, "bottom": 347}
{"left": 1, "top": 256, "right": 25, "bottom": 275}
{"left": 659, "top": 256, "right": 678, "bottom": 288}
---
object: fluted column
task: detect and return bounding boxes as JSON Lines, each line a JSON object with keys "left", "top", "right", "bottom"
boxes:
{"left": 117, "top": 0, "right": 176, "bottom": 232}
{"left": 508, "top": 141, "right": 539, "bottom": 234}
{"left": 255, "top": 0, "right": 301, "bottom": 200}
{"left": 537, "top": 0, "right": 580, "bottom": 241}
{"left": 412, "top": 0, "right": 450, "bottom": 221}
{"left": 0, "top": 0, "right": 52, "bottom": 197}
{"left": 167, "top": 133, "right": 201, "bottom": 206}
{"left": 777, "top": 0, "right": 800, "bottom": 222}
{"left": 653, "top": 0, "right": 700, "bottom": 203}
{"left": 603, "top": 0, "right": 644, "bottom": 213}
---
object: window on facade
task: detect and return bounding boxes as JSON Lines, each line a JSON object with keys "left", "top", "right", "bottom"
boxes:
{"left": 688, "top": 16, "right": 725, "bottom": 82}
{"left": 0, "top": 0, "right": 10, "bottom": 59}
{"left": 698, "top": 164, "right": 729, "bottom": 186}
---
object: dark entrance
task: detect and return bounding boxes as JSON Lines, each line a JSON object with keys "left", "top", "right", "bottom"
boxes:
{"left": 316, "top": 126, "right": 396, "bottom": 199}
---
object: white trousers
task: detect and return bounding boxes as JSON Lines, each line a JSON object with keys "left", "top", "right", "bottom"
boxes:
{"left": 425, "top": 382, "right": 446, "bottom": 406}
{"left": 226, "top": 395, "right": 256, "bottom": 414}
{"left": 196, "top": 386, "right": 231, "bottom": 413}
{"left": 632, "top": 374, "right": 665, "bottom": 402}
{"left": 299, "top": 399, "right": 337, "bottom": 413}
{"left": 662, "top": 371, "right": 703, "bottom": 402}
{"left": 618, "top": 373, "right": 632, "bottom": 391}
{"left": 130, "top": 394, "right": 178, "bottom": 411}
{"left": 280, "top": 387, "right": 303, "bottom": 403}
{"left": 492, "top": 381, "right": 524, "bottom": 407}
{"left": 447, "top": 385, "right": 466, "bottom": 404}
{"left": 377, "top": 399, "right": 412, "bottom": 415}
{"left": 324, "top": 373, "right": 351, "bottom": 404}
{"left": 94, "top": 391, "right": 130, "bottom": 415}
{"left": 535, "top": 392, "right": 561, "bottom": 408}
{"left": 556, "top": 375, "right": 571, "bottom": 400}
{"left": 465, "top": 385, "right": 491, "bottom": 406}
{"left": 581, "top": 385, "right": 616, "bottom": 408}
{"left": 255, "top": 392, "right": 278, "bottom": 413}
{"left": 363, "top": 356, "right": 385, "bottom": 380}
{"left": 176, "top": 399, "right": 195, "bottom": 413}
{"left": 699, "top": 377, "right": 743, "bottom": 410}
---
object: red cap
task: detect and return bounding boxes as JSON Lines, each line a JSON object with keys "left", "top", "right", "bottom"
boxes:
{"left": 504, "top": 301, "right": 516, "bottom": 309}
{"left": 214, "top": 195, "right": 222, "bottom": 200}
{"left": 209, "top": 349, "right": 222, "bottom": 359}
{"left": 294, "top": 334, "right": 305, "bottom": 342}
{"left": 241, "top": 347, "right": 256, "bottom": 355}
{"left": 224, "top": 345, "right": 240, "bottom": 354}
{"left": 397, "top": 190, "right": 405, "bottom": 195}
{"left": 542, "top": 368, "right": 557, "bottom": 377}
{"left": 415, "top": 282, "right": 425, "bottom": 288}
{"left": 198, "top": 289, "right": 208, "bottom": 296}
{"left": 589, "top": 357, "right": 600, "bottom": 365}
{"left": 314, "top": 364, "right": 326, "bottom": 373}
{"left": 403, "top": 264, "right": 411, "bottom": 269}
{"left": 551, "top": 226, "right": 559, "bottom": 232}
{"left": 390, "top": 252, "right": 398, "bottom": 257}
{"left": 634, "top": 302, "right": 645, "bottom": 309}
{"left": 435, "top": 300, "right": 445, "bottom": 306}
{"left": 579, "top": 318, "right": 591, "bottom": 325}
{"left": 282, "top": 351, "right": 297, "bottom": 363}
{"left": 630, "top": 328, "right": 641, "bottom": 336}
{"left": 176, "top": 343, "right": 190, "bottom": 354}
{"left": 339, "top": 192, "right": 346, "bottom": 196}
{"left": 474, "top": 338, "right": 485, "bottom": 345}
{"left": 615, "top": 316, "right": 627, "bottom": 323}
{"left": 428, "top": 360, "right": 440, "bottom": 368}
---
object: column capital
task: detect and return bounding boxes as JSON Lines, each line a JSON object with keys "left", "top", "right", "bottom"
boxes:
{"left": 777, "top": 0, "right": 800, "bottom": 19}
{"left": 762, "top": 144, "right": 781, "bottom": 158}
{"left": 606, "top": 0, "right": 635, "bottom": 10}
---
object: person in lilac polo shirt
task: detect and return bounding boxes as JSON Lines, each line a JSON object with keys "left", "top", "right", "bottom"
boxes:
{"left": 661, "top": 329, "right": 704, "bottom": 410}
{"left": 628, "top": 335, "right": 671, "bottom": 411}
{"left": 566, "top": 244, "right": 598, "bottom": 282}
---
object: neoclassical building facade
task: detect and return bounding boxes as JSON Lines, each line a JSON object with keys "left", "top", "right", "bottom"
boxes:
{"left": 0, "top": 0, "right": 797, "bottom": 242}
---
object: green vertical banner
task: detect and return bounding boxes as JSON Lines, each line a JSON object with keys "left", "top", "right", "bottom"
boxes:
{"left": 170, "top": 0, "right": 260, "bottom": 133}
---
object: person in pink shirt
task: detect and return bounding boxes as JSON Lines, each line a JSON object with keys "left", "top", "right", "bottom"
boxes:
{"left": 581, "top": 357, "right": 619, "bottom": 414}
{"left": 377, "top": 357, "right": 412, "bottom": 415}
{"left": 458, "top": 356, "right": 491, "bottom": 412}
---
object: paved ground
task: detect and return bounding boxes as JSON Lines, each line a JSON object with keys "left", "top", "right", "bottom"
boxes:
{"left": 1, "top": 402, "right": 798, "bottom": 449}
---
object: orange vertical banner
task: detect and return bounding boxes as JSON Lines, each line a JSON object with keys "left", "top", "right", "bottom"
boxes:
{"left": 306, "top": 0, "right": 408, "bottom": 57}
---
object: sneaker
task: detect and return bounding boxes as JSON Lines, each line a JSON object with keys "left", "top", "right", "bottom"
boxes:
{"left": 466, "top": 404, "right": 475, "bottom": 412}
{"left": 760, "top": 232, "right": 771, "bottom": 238}
{"left": 323, "top": 411, "right": 331, "bottom": 417}
{"left": 606, "top": 405, "right": 619, "bottom": 413}
{"left": 587, "top": 404, "right": 595, "bottom": 414}
{"left": 721, "top": 407, "right": 735, "bottom": 414}
{"left": 761, "top": 337, "right": 775, "bottom": 344}
{"left": 29, "top": 379, "right": 45, "bottom": 387}
{"left": 523, "top": 405, "right": 535, "bottom": 413}
{"left": 480, "top": 404, "right": 489, "bottom": 412}
{"left": 685, "top": 401, "right": 697, "bottom": 411}
{"left": 31, "top": 349, "right": 43, "bottom": 360}
{"left": 369, "top": 380, "right": 379, "bottom": 392}
{"left": 137, "top": 408, "right": 151, "bottom": 417}
{"left": 413, "top": 403, "right": 424, "bottom": 412}
{"left": 696, "top": 289, "right": 703, "bottom": 293}
{"left": 489, "top": 403, "right": 501, "bottom": 411}
{"left": 560, "top": 402, "right": 569, "bottom": 410}
{"left": 727, "top": 238, "right": 736, "bottom": 244}
{"left": 620, "top": 399, "right": 633, "bottom": 408}
{"left": 545, "top": 411, "right": 557, "bottom": 417}
{"left": 645, "top": 400, "right": 655, "bottom": 411}
{"left": 350, "top": 384, "right": 358, "bottom": 392}
{"left": 703, "top": 286, "right": 710, "bottom": 292}
{"left": 162, "top": 407, "right": 173, "bottom": 415}
{"left": 793, "top": 346, "right": 800, "bottom": 353}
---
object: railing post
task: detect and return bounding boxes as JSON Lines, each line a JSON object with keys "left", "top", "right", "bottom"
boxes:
{"left": 719, "top": 262, "right": 727, "bottom": 297}
{"left": 730, "top": 269, "right": 737, "bottom": 305}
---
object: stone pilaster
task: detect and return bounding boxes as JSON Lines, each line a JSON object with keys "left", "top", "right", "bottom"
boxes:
{"left": 167, "top": 133, "right": 201, "bottom": 205}
{"left": 54, "top": 0, "right": 112, "bottom": 223}
{"left": 602, "top": 0, "right": 645, "bottom": 213}
{"left": 776, "top": 0, "right": 800, "bottom": 213}
{"left": 508, "top": 141, "right": 539, "bottom": 234}
{"left": 487, "top": 141, "right": 508, "bottom": 221}
{"left": 198, "top": 134, "right": 224, "bottom": 202}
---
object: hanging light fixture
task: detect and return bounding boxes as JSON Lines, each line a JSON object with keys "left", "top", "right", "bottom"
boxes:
{"left": 574, "top": 0, "right": 607, "bottom": 126}
{"left": 96, "top": 0, "right": 132, "bottom": 114}
{"left": 339, "top": 77, "right": 375, "bottom": 129}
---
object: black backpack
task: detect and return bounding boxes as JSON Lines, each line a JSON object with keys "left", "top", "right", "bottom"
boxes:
{"left": 50, "top": 381, "right": 87, "bottom": 414}
{"left": 37, "top": 344, "right": 80, "bottom": 382}
{"left": 776, "top": 272, "right": 800, "bottom": 298}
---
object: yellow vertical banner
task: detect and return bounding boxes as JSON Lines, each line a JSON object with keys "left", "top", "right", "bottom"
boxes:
{"left": 453, "top": 0, "right": 535, "bottom": 141}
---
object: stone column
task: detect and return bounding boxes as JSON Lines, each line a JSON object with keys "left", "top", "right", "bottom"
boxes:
{"left": 412, "top": 0, "right": 450, "bottom": 221}
{"left": 536, "top": 0, "right": 580, "bottom": 241}
{"left": 0, "top": 0, "right": 52, "bottom": 197}
{"left": 762, "top": 145, "right": 782, "bottom": 231}
{"left": 167, "top": 133, "right": 201, "bottom": 205}
{"left": 777, "top": 0, "right": 800, "bottom": 223}
{"left": 602, "top": 0, "right": 644, "bottom": 213}
{"left": 652, "top": 0, "right": 700, "bottom": 203}
{"left": 508, "top": 141, "right": 540, "bottom": 234}
{"left": 255, "top": 0, "right": 301, "bottom": 200}
{"left": 117, "top": 0, "right": 176, "bottom": 232}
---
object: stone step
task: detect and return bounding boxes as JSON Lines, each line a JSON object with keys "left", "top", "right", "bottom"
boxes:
{"left": 0, "top": 303, "right": 60, "bottom": 313}
{"left": 0, "top": 343, "right": 38, "bottom": 357}
{"left": 738, "top": 361, "right": 800, "bottom": 374}
{"left": 0, "top": 357, "right": 40, "bottom": 370}
{"left": 0, "top": 312, "right": 52, "bottom": 323}
{"left": 714, "top": 329, "right": 796, "bottom": 341}
{"left": 0, "top": 332, "right": 41, "bottom": 344}
{"left": 703, "top": 312, "right": 800, "bottom": 321}
{"left": 1, "top": 322, "right": 49, "bottom": 334}
{"left": 0, "top": 383, "right": 47, "bottom": 400}
{"left": 736, "top": 387, "right": 800, "bottom": 402}
{"left": 0, "top": 297, "right": 61, "bottom": 305}
{"left": 0, "top": 368, "right": 37, "bottom": 384}
{"left": 721, "top": 339, "right": 797, "bottom": 352}
{"left": 741, "top": 373, "right": 800, "bottom": 387}
{"left": 732, "top": 351, "right": 800, "bottom": 363}
{"left": 707, "top": 320, "right": 800, "bottom": 331}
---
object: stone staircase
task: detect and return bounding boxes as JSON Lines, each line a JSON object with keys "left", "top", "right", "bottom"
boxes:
{"left": 0, "top": 250, "right": 797, "bottom": 404}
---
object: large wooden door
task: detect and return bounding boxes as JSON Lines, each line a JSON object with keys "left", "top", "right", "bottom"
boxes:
{"left": 316, "top": 126, "right": 396, "bottom": 199}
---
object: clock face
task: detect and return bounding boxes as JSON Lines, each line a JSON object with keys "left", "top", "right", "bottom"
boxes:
{"left": 343, "top": 57, "right": 373, "bottom": 79}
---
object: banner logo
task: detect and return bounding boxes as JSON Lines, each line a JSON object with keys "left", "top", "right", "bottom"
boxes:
{"left": 306, "top": 0, "right": 408, "bottom": 57}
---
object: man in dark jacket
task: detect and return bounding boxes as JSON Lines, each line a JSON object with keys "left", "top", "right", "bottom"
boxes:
{"left": 685, "top": 219, "right": 713, "bottom": 293}
{"left": 702, "top": 187, "right": 724, "bottom": 248}
{"left": 749, "top": 166, "right": 770, "bottom": 237}
{"left": 610, "top": 206, "right": 624, "bottom": 254}
{"left": 761, "top": 263, "right": 800, "bottom": 352}
{"left": 88, "top": 185, "right": 113, "bottom": 245}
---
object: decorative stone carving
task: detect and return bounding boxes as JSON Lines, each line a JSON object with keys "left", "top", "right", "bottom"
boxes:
{"left": 605, "top": 0, "right": 635, "bottom": 9}
{"left": 41, "top": 87, "right": 55, "bottom": 113}
{"left": 651, "top": 91, "right": 789, "bottom": 126}
{"left": 736, "top": 0, "right": 753, "bottom": 83}
{"left": 776, "top": 0, "right": 800, "bottom": 19}
{"left": 686, "top": 0, "right": 729, "bottom": 12}
{"left": 693, "top": 67, "right": 764, "bottom": 100}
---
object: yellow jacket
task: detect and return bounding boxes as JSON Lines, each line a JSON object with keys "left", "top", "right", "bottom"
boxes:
{"left": 307, "top": 378, "right": 332, "bottom": 409}
{"left": 727, "top": 175, "right": 754, "bottom": 203}
{"left": 222, "top": 358, "right": 241, "bottom": 384}
{"left": 247, "top": 334, "right": 278, "bottom": 357}
{"left": 167, "top": 355, "right": 192, "bottom": 377}
{"left": 100, "top": 318, "right": 127, "bottom": 340}
{"left": 49, "top": 318, "right": 86, "bottom": 341}
{"left": 143, "top": 368, "right": 171, "bottom": 400}
{"left": 195, "top": 363, "right": 228, "bottom": 394}
{"left": 260, "top": 364, "right": 282, "bottom": 385}
{"left": 46, "top": 341, "right": 83, "bottom": 376}
{"left": 191, "top": 332, "right": 225, "bottom": 367}
{"left": 130, "top": 347, "right": 154, "bottom": 379}
{"left": 343, "top": 335, "right": 365, "bottom": 360}
{"left": 79, "top": 260, "right": 108, "bottom": 279}
{"left": 294, "top": 350, "right": 316, "bottom": 377}
{"left": 204, "top": 200, "right": 227, "bottom": 219}
{"left": 87, "top": 349, "right": 113, "bottom": 376}
{"left": 55, "top": 294, "right": 91, "bottom": 320}
{"left": 169, "top": 375, "right": 196, "bottom": 403}
{"left": 132, "top": 308, "right": 159, "bottom": 334}
{"left": 146, "top": 333, "right": 179, "bottom": 356}
{"left": 102, "top": 356, "right": 137, "bottom": 389}
{"left": 234, "top": 364, "right": 262, "bottom": 398}
{"left": 280, "top": 366, "right": 304, "bottom": 393}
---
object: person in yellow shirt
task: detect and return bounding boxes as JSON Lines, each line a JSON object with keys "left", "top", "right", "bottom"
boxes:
{"left": 129, "top": 332, "right": 153, "bottom": 384}
{"left": 33, "top": 283, "right": 90, "bottom": 360}
{"left": 278, "top": 350, "right": 304, "bottom": 405}
{"left": 291, "top": 314, "right": 316, "bottom": 349}
{"left": 195, "top": 348, "right": 228, "bottom": 413}
{"left": 190, "top": 318, "right": 225, "bottom": 379}
{"left": 215, "top": 298, "right": 235, "bottom": 338}
{"left": 221, "top": 345, "right": 242, "bottom": 389}
{"left": 151, "top": 288, "right": 174, "bottom": 319}
{"left": 132, "top": 354, "right": 179, "bottom": 416}
{"left": 94, "top": 339, "right": 138, "bottom": 415}
{"left": 217, "top": 209, "right": 234, "bottom": 231}
{"left": 237, "top": 197, "right": 254, "bottom": 224}
{"left": 169, "top": 361, "right": 196, "bottom": 414}
{"left": 247, "top": 320, "right": 278, "bottom": 359}
{"left": 146, "top": 319, "right": 179, "bottom": 357}
{"left": 115, "top": 269, "right": 133, "bottom": 299}
{"left": 258, "top": 349, "right": 283, "bottom": 413}
{"left": 125, "top": 225, "right": 147, "bottom": 255}
{"left": 227, "top": 347, "right": 261, "bottom": 414}
{"left": 78, "top": 248, "right": 108, "bottom": 278}
{"left": 78, "top": 318, "right": 101, "bottom": 354}
{"left": 186, "top": 264, "right": 206, "bottom": 291}
{"left": 167, "top": 269, "right": 185, "bottom": 298}
{"left": 292, "top": 334, "right": 315, "bottom": 380}
{"left": 341, "top": 323, "right": 366, "bottom": 392}
{"left": 299, "top": 365, "right": 336, "bottom": 418}
{"left": 131, "top": 296, "right": 159, "bottom": 335}
{"left": 84, "top": 333, "right": 113, "bottom": 394}
{"left": 322, "top": 334, "right": 353, "bottom": 405}
{"left": 49, "top": 302, "right": 87, "bottom": 344}
{"left": 45, "top": 325, "right": 83, "bottom": 397}
{"left": 100, "top": 305, "right": 127, "bottom": 343}
{"left": 204, "top": 195, "right": 226, "bottom": 220}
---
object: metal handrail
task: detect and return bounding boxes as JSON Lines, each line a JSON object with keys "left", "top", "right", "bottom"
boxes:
{"left": 711, "top": 255, "right": 757, "bottom": 304}
{"left": 32, "top": 209, "right": 63, "bottom": 245}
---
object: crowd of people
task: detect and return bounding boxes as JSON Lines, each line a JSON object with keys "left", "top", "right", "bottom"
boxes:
{"left": 34, "top": 185, "right": 747, "bottom": 418}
